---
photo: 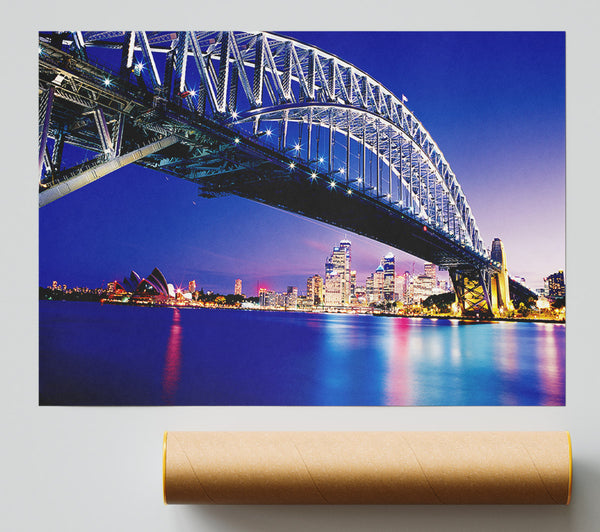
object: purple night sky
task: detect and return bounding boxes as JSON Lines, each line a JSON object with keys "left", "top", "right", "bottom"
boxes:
{"left": 39, "top": 32, "right": 565, "bottom": 296}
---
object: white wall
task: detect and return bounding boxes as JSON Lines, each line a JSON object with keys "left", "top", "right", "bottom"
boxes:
{"left": 3, "top": 2, "right": 599, "bottom": 530}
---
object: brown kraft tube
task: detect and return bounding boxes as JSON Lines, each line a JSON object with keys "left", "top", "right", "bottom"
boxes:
{"left": 163, "top": 431, "right": 572, "bottom": 505}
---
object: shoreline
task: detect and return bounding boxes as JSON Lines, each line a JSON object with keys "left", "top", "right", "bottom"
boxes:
{"left": 40, "top": 297, "right": 565, "bottom": 324}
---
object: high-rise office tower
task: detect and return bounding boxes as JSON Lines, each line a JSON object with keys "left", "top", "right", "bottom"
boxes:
{"left": 189, "top": 280, "right": 197, "bottom": 294}
{"left": 545, "top": 270, "right": 565, "bottom": 298}
{"left": 325, "top": 239, "right": 352, "bottom": 305}
{"left": 374, "top": 264, "right": 384, "bottom": 302}
{"left": 307, "top": 274, "right": 324, "bottom": 306}
{"left": 324, "top": 273, "right": 344, "bottom": 306}
{"left": 234, "top": 278, "right": 242, "bottom": 296}
{"left": 286, "top": 286, "right": 298, "bottom": 308}
{"left": 382, "top": 252, "right": 395, "bottom": 301}
{"left": 424, "top": 263, "right": 436, "bottom": 283}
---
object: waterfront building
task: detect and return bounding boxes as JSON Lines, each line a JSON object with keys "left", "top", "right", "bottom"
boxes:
{"left": 365, "top": 274, "right": 374, "bottom": 303}
{"left": 259, "top": 288, "right": 278, "bottom": 308}
{"left": 325, "top": 240, "right": 352, "bottom": 305}
{"left": 412, "top": 274, "right": 435, "bottom": 303}
{"left": 395, "top": 273, "right": 407, "bottom": 303}
{"left": 382, "top": 253, "right": 395, "bottom": 301}
{"left": 324, "top": 272, "right": 345, "bottom": 306}
{"left": 52, "top": 280, "right": 58, "bottom": 290}
{"left": 424, "top": 263, "right": 436, "bottom": 283}
{"left": 286, "top": 286, "right": 298, "bottom": 308}
{"left": 314, "top": 275, "right": 324, "bottom": 305}
{"left": 366, "top": 265, "right": 385, "bottom": 303}
{"left": 374, "top": 265, "right": 384, "bottom": 302}
{"left": 307, "top": 274, "right": 323, "bottom": 306}
{"left": 354, "top": 285, "right": 367, "bottom": 305}
{"left": 350, "top": 270, "right": 357, "bottom": 301}
{"left": 545, "top": 270, "right": 565, "bottom": 298}
{"left": 234, "top": 278, "right": 242, "bottom": 296}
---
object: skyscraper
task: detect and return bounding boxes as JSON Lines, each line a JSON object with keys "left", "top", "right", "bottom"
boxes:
{"left": 350, "top": 270, "right": 357, "bottom": 302}
{"left": 286, "top": 286, "right": 298, "bottom": 308}
{"left": 424, "top": 263, "right": 436, "bottom": 283}
{"left": 234, "top": 278, "right": 242, "bottom": 296}
{"left": 382, "top": 252, "right": 395, "bottom": 301}
{"left": 324, "top": 273, "right": 344, "bottom": 306}
{"left": 189, "top": 280, "right": 196, "bottom": 294}
{"left": 325, "top": 239, "right": 352, "bottom": 305}
{"left": 395, "top": 272, "right": 406, "bottom": 303}
{"left": 307, "top": 274, "right": 323, "bottom": 306}
{"left": 545, "top": 270, "right": 565, "bottom": 298}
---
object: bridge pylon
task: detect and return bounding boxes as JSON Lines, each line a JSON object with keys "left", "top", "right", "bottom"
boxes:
{"left": 489, "top": 237, "right": 514, "bottom": 315}
{"left": 449, "top": 237, "right": 514, "bottom": 318}
{"left": 449, "top": 266, "right": 493, "bottom": 318}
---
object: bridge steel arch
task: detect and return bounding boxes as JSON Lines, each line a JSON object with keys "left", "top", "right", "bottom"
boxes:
{"left": 38, "top": 30, "right": 512, "bottom": 316}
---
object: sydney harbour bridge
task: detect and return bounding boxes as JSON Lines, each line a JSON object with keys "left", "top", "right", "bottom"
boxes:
{"left": 38, "top": 31, "right": 535, "bottom": 317}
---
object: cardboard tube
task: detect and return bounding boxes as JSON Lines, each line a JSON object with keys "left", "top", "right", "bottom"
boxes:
{"left": 163, "top": 431, "right": 572, "bottom": 505}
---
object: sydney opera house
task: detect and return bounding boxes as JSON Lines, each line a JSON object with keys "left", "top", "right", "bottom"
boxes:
{"left": 108, "top": 267, "right": 176, "bottom": 304}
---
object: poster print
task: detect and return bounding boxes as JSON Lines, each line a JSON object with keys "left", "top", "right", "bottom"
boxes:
{"left": 39, "top": 31, "right": 565, "bottom": 406}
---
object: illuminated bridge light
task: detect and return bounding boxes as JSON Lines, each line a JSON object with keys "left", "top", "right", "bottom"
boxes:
{"left": 347, "top": 189, "right": 352, "bottom": 195}
{"left": 339, "top": 167, "right": 345, "bottom": 175}
{"left": 329, "top": 181, "right": 336, "bottom": 188}
{"left": 135, "top": 62, "right": 144, "bottom": 72}
{"left": 289, "top": 162, "right": 295, "bottom": 169}
{"left": 294, "top": 143, "right": 301, "bottom": 152}
{"left": 189, "top": 90, "right": 196, "bottom": 97}
{"left": 310, "top": 172, "right": 317, "bottom": 180}
{"left": 103, "top": 78, "right": 112, "bottom": 87}
{"left": 265, "top": 129, "right": 272, "bottom": 137}
{"left": 234, "top": 137, "right": 240, "bottom": 144}
{"left": 231, "top": 110, "right": 238, "bottom": 119}
{"left": 357, "top": 177, "right": 363, "bottom": 184}
{"left": 319, "top": 157, "right": 324, "bottom": 163}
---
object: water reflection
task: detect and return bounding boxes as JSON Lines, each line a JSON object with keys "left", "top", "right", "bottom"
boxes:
{"left": 494, "top": 322, "right": 520, "bottom": 406}
{"left": 384, "top": 318, "right": 413, "bottom": 405}
{"left": 537, "top": 323, "right": 565, "bottom": 405}
{"left": 319, "top": 314, "right": 353, "bottom": 404}
{"left": 39, "top": 301, "right": 566, "bottom": 406}
{"left": 162, "top": 308, "right": 183, "bottom": 404}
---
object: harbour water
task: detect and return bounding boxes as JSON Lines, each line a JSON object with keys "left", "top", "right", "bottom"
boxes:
{"left": 39, "top": 301, "right": 565, "bottom": 406}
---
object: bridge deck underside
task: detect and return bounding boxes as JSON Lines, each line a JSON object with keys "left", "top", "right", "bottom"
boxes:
{"left": 137, "top": 141, "right": 495, "bottom": 273}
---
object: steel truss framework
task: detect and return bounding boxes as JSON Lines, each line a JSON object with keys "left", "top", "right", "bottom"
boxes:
{"left": 38, "top": 30, "right": 512, "bottom": 316}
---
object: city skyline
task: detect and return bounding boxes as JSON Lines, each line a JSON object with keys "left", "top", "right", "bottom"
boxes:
{"left": 39, "top": 32, "right": 565, "bottom": 295}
